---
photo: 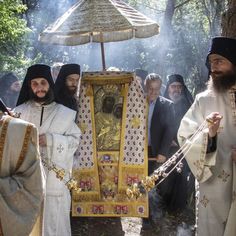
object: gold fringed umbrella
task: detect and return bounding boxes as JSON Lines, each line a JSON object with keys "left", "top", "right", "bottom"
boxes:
{"left": 39, "top": 0, "right": 159, "bottom": 70}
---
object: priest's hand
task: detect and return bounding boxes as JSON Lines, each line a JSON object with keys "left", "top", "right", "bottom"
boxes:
{"left": 156, "top": 154, "right": 167, "bottom": 163}
{"left": 232, "top": 146, "right": 236, "bottom": 163}
{"left": 206, "top": 112, "right": 222, "bottom": 138}
{"left": 39, "top": 134, "right": 47, "bottom": 147}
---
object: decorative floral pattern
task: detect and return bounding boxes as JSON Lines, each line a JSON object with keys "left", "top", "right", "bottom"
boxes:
{"left": 123, "top": 80, "right": 146, "bottom": 165}
{"left": 229, "top": 88, "right": 236, "bottom": 126}
{"left": 137, "top": 205, "right": 145, "bottom": 214}
{"left": 114, "top": 205, "right": 128, "bottom": 214}
{"left": 92, "top": 205, "right": 104, "bottom": 214}
{"left": 74, "top": 85, "right": 94, "bottom": 169}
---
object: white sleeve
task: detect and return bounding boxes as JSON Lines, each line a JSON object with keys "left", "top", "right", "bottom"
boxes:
{"left": 48, "top": 121, "right": 81, "bottom": 171}
{"left": 178, "top": 96, "right": 216, "bottom": 183}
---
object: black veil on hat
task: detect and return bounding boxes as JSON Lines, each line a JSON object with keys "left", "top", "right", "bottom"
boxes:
{"left": 0, "top": 72, "right": 19, "bottom": 95}
{"left": 164, "top": 74, "right": 193, "bottom": 105}
{"left": 16, "top": 64, "right": 54, "bottom": 106}
{"left": 0, "top": 72, "right": 19, "bottom": 88}
{"left": 55, "top": 63, "right": 80, "bottom": 90}
{"left": 54, "top": 63, "right": 80, "bottom": 111}
{"left": 206, "top": 37, "right": 236, "bottom": 68}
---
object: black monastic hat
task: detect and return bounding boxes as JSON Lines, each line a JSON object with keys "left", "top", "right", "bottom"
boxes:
{"left": 55, "top": 64, "right": 80, "bottom": 90}
{"left": 54, "top": 63, "right": 80, "bottom": 111}
{"left": 16, "top": 64, "right": 54, "bottom": 106}
{"left": 206, "top": 37, "right": 236, "bottom": 67}
{"left": 166, "top": 74, "right": 184, "bottom": 86}
{"left": 163, "top": 74, "right": 193, "bottom": 105}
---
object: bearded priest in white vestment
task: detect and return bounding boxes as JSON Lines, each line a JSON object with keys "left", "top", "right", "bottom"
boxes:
{"left": 0, "top": 112, "right": 44, "bottom": 236}
{"left": 178, "top": 37, "right": 236, "bottom": 236}
{"left": 15, "top": 64, "right": 81, "bottom": 236}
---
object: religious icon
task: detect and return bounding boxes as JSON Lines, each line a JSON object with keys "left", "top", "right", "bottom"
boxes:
{"left": 73, "top": 71, "right": 148, "bottom": 217}
{"left": 94, "top": 84, "right": 123, "bottom": 151}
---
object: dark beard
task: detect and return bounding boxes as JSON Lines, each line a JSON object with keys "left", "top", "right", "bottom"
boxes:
{"left": 29, "top": 88, "right": 54, "bottom": 104}
{"left": 65, "top": 86, "right": 77, "bottom": 96}
{"left": 208, "top": 69, "right": 236, "bottom": 93}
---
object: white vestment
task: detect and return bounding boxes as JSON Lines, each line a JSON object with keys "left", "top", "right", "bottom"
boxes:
{"left": 178, "top": 87, "right": 236, "bottom": 236}
{"left": 15, "top": 101, "right": 81, "bottom": 236}
{"left": 0, "top": 115, "right": 44, "bottom": 236}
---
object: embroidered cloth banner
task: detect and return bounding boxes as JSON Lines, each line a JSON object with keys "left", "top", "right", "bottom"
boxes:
{"left": 72, "top": 71, "right": 148, "bottom": 217}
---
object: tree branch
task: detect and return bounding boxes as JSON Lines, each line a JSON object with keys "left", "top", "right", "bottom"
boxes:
{"left": 175, "top": 0, "right": 192, "bottom": 9}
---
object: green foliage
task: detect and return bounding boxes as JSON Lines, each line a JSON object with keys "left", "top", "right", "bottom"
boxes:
{"left": 125, "top": 0, "right": 227, "bottom": 95}
{"left": 169, "top": 0, "right": 227, "bottom": 94}
{"left": 0, "top": 0, "right": 30, "bottom": 72}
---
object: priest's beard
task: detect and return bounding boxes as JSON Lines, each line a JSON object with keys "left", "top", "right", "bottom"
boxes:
{"left": 169, "top": 93, "right": 183, "bottom": 104}
{"left": 29, "top": 87, "right": 54, "bottom": 104}
{"left": 208, "top": 68, "right": 236, "bottom": 93}
{"left": 64, "top": 85, "right": 77, "bottom": 96}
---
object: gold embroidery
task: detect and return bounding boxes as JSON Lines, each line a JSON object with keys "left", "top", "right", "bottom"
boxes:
{"left": 195, "top": 133, "right": 208, "bottom": 180}
{"left": 78, "top": 122, "right": 88, "bottom": 133}
{"left": 15, "top": 124, "right": 33, "bottom": 172}
{"left": 193, "top": 159, "right": 204, "bottom": 171}
{"left": 85, "top": 84, "right": 93, "bottom": 96}
{"left": 200, "top": 195, "right": 209, "bottom": 207}
{"left": 218, "top": 170, "right": 230, "bottom": 182}
{"left": 0, "top": 117, "right": 11, "bottom": 172}
{"left": 228, "top": 89, "right": 236, "bottom": 126}
{"left": 130, "top": 116, "right": 141, "bottom": 128}
{"left": 193, "top": 160, "right": 201, "bottom": 169}
{"left": 73, "top": 73, "right": 148, "bottom": 217}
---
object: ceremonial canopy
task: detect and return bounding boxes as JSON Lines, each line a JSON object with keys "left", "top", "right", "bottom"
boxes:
{"left": 39, "top": 0, "right": 159, "bottom": 69}
{"left": 39, "top": 0, "right": 159, "bottom": 45}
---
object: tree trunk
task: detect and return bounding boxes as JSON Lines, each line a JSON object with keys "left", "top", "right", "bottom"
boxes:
{"left": 161, "top": 0, "right": 176, "bottom": 37}
{"left": 155, "top": 0, "right": 177, "bottom": 77}
{"left": 221, "top": 0, "right": 236, "bottom": 38}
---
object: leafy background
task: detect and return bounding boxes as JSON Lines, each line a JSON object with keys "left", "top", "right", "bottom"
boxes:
{"left": 0, "top": 0, "right": 231, "bottom": 95}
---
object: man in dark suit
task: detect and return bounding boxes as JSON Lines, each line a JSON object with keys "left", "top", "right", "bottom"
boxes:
{"left": 145, "top": 73, "right": 174, "bottom": 174}
{"left": 142, "top": 73, "right": 174, "bottom": 230}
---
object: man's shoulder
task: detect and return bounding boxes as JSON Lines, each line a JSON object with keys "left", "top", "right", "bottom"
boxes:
{"left": 195, "top": 89, "right": 213, "bottom": 101}
{"left": 56, "top": 103, "right": 76, "bottom": 113}
{"left": 55, "top": 103, "right": 77, "bottom": 118}
{"left": 15, "top": 101, "right": 30, "bottom": 111}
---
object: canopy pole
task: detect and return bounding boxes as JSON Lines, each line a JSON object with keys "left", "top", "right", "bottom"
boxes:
{"left": 100, "top": 42, "right": 106, "bottom": 71}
